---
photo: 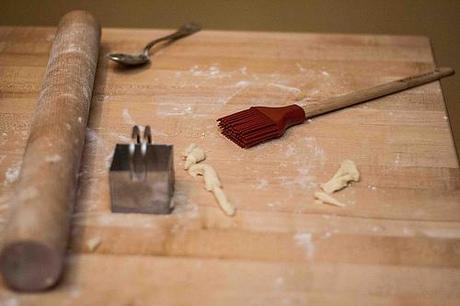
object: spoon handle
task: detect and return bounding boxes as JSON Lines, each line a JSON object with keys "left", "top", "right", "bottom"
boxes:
{"left": 143, "top": 23, "right": 201, "bottom": 55}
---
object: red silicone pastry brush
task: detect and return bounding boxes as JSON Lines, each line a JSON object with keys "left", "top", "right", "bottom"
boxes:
{"left": 217, "top": 67, "right": 454, "bottom": 148}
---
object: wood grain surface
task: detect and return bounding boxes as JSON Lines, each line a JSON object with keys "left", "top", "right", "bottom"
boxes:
{"left": 0, "top": 26, "right": 459, "bottom": 305}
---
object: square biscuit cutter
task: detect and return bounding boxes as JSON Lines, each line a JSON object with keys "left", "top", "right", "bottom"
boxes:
{"left": 109, "top": 125, "right": 175, "bottom": 214}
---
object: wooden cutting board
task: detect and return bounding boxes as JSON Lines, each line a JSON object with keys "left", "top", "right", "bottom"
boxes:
{"left": 0, "top": 26, "right": 459, "bottom": 305}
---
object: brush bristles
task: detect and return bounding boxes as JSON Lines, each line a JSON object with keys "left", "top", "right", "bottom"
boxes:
{"left": 217, "top": 108, "right": 279, "bottom": 148}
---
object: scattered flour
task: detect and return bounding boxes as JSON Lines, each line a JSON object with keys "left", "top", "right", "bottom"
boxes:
{"left": 69, "top": 287, "right": 81, "bottom": 299}
{"left": 367, "top": 185, "right": 377, "bottom": 191}
{"left": 122, "top": 108, "right": 135, "bottom": 125}
{"left": 171, "top": 192, "right": 199, "bottom": 219}
{"left": 255, "top": 179, "right": 269, "bottom": 190}
{"left": 295, "top": 62, "right": 307, "bottom": 72}
{"left": 45, "top": 154, "right": 62, "bottom": 163}
{"left": 303, "top": 137, "right": 325, "bottom": 161}
{"left": 267, "top": 201, "right": 281, "bottom": 208}
{"left": 105, "top": 151, "right": 114, "bottom": 168}
{"left": 294, "top": 232, "right": 315, "bottom": 259}
{"left": 214, "top": 80, "right": 251, "bottom": 105}
{"left": 4, "top": 162, "right": 21, "bottom": 184}
{"left": 284, "top": 144, "right": 296, "bottom": 157}
{"left": 2, "top": 297, "right": 19, "bottom": 306}
{"left": 272, "top": 136, "right": 325, "bottom": 192}
{"left": 394, "top": 153, "right": 401, "bottom": 165}
{"left": 269, "top": 83, "right": 302, "bottom": 94}
{"left": 158, "top": 104, "right": 196, "bottom": 116}
{"left": 189, "top": 64, "right": 222, "bottom": 78}
{"left": 118, "top": 135, "right": 132, "bottom": 143}
{"left": 218, "top": 84, "right": 248, "bottom": 104}
{"left": 274, "top": 277, "right": 285, "bottom": 287}
{"left": 235, "top": 80, "right": 250, "bottom": 87}
{"left": 84, "top": 128, "right": 111, "bottom": 172}
{"left": 402, "top": 227, "right": 415, "bottom": 236}
{"left": 372, "top": 225, "right": 385, "bottom": 232}
{"left": 419, "top": 228, "right": 460, "bottom": 239}
{"left": 280, "top": 166, "right": 316, "bottom": 190}
{"left": 85, "top": 128, "right": 101, "bottom": 147}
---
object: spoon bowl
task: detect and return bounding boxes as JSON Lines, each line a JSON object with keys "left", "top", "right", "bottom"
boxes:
{"left": 107, "top": 23, "right": 201, "bottom": 67}
{"left": 107, "top": 53, "right": 150, "bottom": 66}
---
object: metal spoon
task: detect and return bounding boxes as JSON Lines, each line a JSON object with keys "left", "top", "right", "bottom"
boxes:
{"left": 107, "top": 22, "right": 201, "bottom": 67}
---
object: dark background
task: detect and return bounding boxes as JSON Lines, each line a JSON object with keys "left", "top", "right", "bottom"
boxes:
{"left": 2, "top": 0, "right": 459, "bottom": 154}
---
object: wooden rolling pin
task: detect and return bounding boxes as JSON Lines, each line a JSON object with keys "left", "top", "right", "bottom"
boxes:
{"left": 0, "top": 11, "right": 100, "bottom": 291}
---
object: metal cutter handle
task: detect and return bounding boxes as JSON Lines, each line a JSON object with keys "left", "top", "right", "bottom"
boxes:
{"left": 129, "top": 125, "right": 152, "bottom": 181}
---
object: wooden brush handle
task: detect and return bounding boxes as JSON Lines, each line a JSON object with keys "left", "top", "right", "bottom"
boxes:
{"left": 0, "top": 11, "right": 100, "bottom": 291}
{"left": 303, "top": 67, "right": 454, "bottom": 117}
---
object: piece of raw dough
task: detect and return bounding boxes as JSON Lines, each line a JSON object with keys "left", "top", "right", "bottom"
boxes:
{"left": 320, "top": 159, "right": 360, "bottom": 194}
{"left": 188, "top": 163, "right": 235, "bottom": 216}
{"left": 212, "top": 187, "right": 236, "bottom": 216}
{"left": 188, "top": 163, "right": 221, "bottom": 191}
{"left": 86, "top": 237, "right": 102, "bottom": 252}
{"left": 182, "top": 143, "right": 206, "bottom": 170}
{"left": 182, "top": 143, "right": 197, "bottom": 158}
{"left": 314, "top": 191, "right": 346, "bottom": 207}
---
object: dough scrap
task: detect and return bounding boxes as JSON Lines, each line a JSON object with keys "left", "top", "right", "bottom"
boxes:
{"left": 184, "top": 148, "right": 206, "bottom": 170}
{"left": 320, "top": 159, "right": 360, "bottom": 194}
{"left": 188, "top": 163, "right": 221, "bottom": 191}
{"left": 86, "top": 237, "right": 102, "bottom": 252}
{"left": 187, "top": 163, "right": 235, "bottom": 216}
{"left": 314, "top": 192, "right": 346, "bottom": 207}
{"left": 182, "top": 143, "right": 206, "bottom": 170}
{"left": 182, "top": 143, "right": 197, "bottom": 158}
{"left": 212, "top": 186, "right": 236, "bottom": 216}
